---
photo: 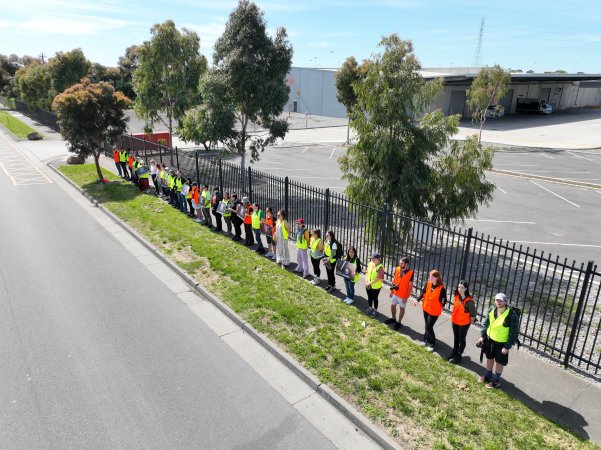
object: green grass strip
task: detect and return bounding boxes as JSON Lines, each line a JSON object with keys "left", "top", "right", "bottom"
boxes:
{"left": 0, "top": 111, "right": 41, "bottom": 139}
{"left": 60, "top": 163, "right": 598, "bottom": 450}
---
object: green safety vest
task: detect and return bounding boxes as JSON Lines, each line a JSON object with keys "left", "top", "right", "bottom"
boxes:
{"left": 324, "top": 241, "right": 337, "bottom": 263}
{"left": 160, "top": 170, "right": 166, "bottom": 180}
{"left": 221, "top": 200, "right": 231, "bottom": 217}
{"left": 119, "top": 150, "right": 127, "bottom": 162}
{"left": 139, "top": 169, "right": 149, "bottom": 179}
{"left": 349, "top": 258, "right": 360, "bottom": 283}
{"left": 366, "top": 262, "right": 383, "bottom": 290}
{"left": 296, "top": 227, "right": 308, "bottom": 249}
{"left": 203, "top": 190, "right": 211, "bottom": 208}
{"left": 133, "top": 161, "right": 140, "bottom": 171}
{"left": 168, "top": 175, "right": 175, "bottom": 189}
{"left": 487, "top": 308, "right": 511, "bottom": 343}
{"left": 252, "top": 209, "right": 263, "bottom": 229}
{"left": 310, "top": 237, "right": 323, "bottom": 259}
{"left": 175, "top": 177, "right": 183, "bottom": 192}
{"left": 280, "top": 221, "right": 288, "bottom": 240}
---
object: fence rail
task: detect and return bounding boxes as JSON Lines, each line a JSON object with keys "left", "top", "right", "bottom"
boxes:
{"left": 9, "top": 100, "right": 601, "bottom": 378}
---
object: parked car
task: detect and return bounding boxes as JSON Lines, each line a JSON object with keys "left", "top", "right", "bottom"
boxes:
{"left": 485, "top": 105, "right": 505, "bottom": 118}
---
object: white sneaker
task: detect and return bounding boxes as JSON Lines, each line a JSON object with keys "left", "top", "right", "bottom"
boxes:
{"left": 311, "top": 279, "right": 319, "bottom": 285}
{"left": 419, "top": 341, "right": 428, "bottom": 347}
{"left": 344, "top": 298, "right": 355, "bottom": 305}
{"left": 427, "top": 346, "right": 436, "bottom": 353}
{"left": 341, "top": 297, "right": 349, "bottom": 302}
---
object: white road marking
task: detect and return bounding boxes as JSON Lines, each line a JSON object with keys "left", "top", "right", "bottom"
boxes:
{"left": 255, "top": 168, "right": 310, "bottom": 171}
{"left": 296, "top": 176, "right": 342, "bottom": 180}
{"left": 567, "top": 151, "right": 601, "bottom": 165}
{"left": 539, "top": 153, "right": 555, "bottom": 160}
{"left": 329, "top": 147, "right": 336, "bottom": 159}
{"left": 513, "top": 170, "right": 590, "bottom": 174}
{"left": 0, "top": 131, "right": 53, "bottom": 185}
{"left": 530, "top": 180, "right": 580, "bottom": 208}
{"left": 465, "top": 219, "right": 536, "bottom": 224}
{"left": 507, "top": 241, "right": 601, "bottom": 249}
{"left": 301, "top": 147, "right": 309, "bottom": 154}
{"left": 494, "top": 164, "right": 540, "bottom": 167}
{"left": 488, "top": 181, "right": 507, "bottom": 194}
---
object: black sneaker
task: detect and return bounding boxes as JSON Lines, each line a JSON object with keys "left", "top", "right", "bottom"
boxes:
{"left": 486, "top": 380, "right": 501, "bottom": 389}
{"left": 384, "top": 318, "right": 396, "bottom": 325}
{"left": 478, "top": 374, "right": 492, "bottom": 383}
{"left": 393, "top": 322, "right": 402, "bottom": 330}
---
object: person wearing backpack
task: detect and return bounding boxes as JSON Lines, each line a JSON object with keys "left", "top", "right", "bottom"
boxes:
{"left": 448, "top": 280, "right": 476, "bottom": 364}
{"left": 294, "top": 219, "right": 311, "bottom": 278}
{"left": 478, "top": 293, "right": 519, "bottom": 389}
{"left": 322, "top": 230, "right": 340, "bottom": 292}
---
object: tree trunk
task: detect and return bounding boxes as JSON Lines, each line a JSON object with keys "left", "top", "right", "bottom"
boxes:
{"left": 240, "top": 117, "right": 247, "bottom": 192}
{"left": 478, "top": 115, "right": 486, "bottom": 144}
{"left": 168, "top": 114, "right": 173, "bottom": 148}
{"left": 93, "top": 150, "right": 104, "bottom": 181}
{"left": 347, "top": 116, "right": 350, "bottom": 144}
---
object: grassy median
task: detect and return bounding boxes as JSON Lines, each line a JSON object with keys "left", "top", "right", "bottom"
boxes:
{"left": 0, "top": 111, "right": 40, "bottom": 139}
{"left": 60, "top": 164, "right": 597, "bottom": 450}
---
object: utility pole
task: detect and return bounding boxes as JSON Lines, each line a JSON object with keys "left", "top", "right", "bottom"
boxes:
{"left": 39, "top": 52, "right": 46, "bottom": 64}
{"left": 472, "top": 18, "right": 484, "bottom": 68}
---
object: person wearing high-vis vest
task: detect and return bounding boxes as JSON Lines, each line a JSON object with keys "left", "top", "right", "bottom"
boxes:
{"left": 321, "top": 230, "right": 339, "bottom": 293}
{"left": 342, "top": 246, "right": 361, "bottom": 305}
{"left": 112, "top": 146, "right": 123, "bottom": 177}
{"left": 251, "top": 203, "right": 265, "bottom": 254}
{"left": 132, "top": 157, "right": 141, "bottom": 186}
{"left": 221, "top": 192, "right": 233, "bottom": 234}
{"left": 159, "top": 166, "right": 169, "bottom": 197}
{"left": 137, "top": 161, "right": 150, "bottom": 191}
{"left": 203, "top": 185, "right": 213, "bottom": 228}
{"left": 174, "top": 171, "right": 187, "bottom": 214}
{"left": 168, "top": 170, "right": 177, "bottom": 207}
{"left": 448, "top": 280, "right": 476, "bottom": 364}
{"left": 190, "top": 183, "right": 203, "bottom": 223}
{"left": 185, "top": 178, "right": 194, "bottom": 217}
{"left": 385, "top": 257, "right": 414, "bottom": 330}
{"left": 294, "top": 218, "right": 311, "bottom": 278}
{"left": 478, "top": 293, "right": 518, "bottom": 389}
{"left": 413, "top": 269, "right": 447, "bottom": 352}
{"left": 364, "top": 253, "right": 384, "bottom": 318}
{"left": 274, "top": 209, "right": 290, "bottom": 267}
{"left": 263, "top": 208, "right": 276, "bottom": 259}
{"left": 212, "top": 187, "right": 223, "bottom": 231}
{"left": 126, "top": 149, "right": 135, "bottom": 179}
{"left": 309, "top": 229, "right": 325, "bottom": 285}
{"left": 119, "top": 148, "right": 129, "bottom": 179}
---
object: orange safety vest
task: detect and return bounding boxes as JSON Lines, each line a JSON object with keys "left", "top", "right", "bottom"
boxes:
{"left": 113, "top": 150, "right": 120, "bottom": 162}
{"left": 391, "top": 267, "right": 413, "bottom": 299}
{"left": 451, "top": 294, "right": 474, "bottom": 326}
{"left": 127, "top": 156, "right": 134, "bottom": 167}
{"left": 422, "top": 281, "right": 444, "bottom": 317}
{"left": 191, "top": 187, "right": 199, "bottom": 204}
{"left": 244, "top": 206, "right": 252, "bottom": 224}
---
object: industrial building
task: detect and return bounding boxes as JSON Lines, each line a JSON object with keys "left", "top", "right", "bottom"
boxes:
{"left": 285, "top": 66, "right": 601, "bottom": 119}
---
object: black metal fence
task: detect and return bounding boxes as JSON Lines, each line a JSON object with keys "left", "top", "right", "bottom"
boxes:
{"left": 13, "top": 99, "right": 60, "bottom": 132}
{"left": 9, "top": 101, "right": 601, "bottom": 378}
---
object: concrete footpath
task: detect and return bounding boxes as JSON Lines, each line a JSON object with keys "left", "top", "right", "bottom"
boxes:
{"left": 94, "top": 154, "right": 601, "bottom": 445}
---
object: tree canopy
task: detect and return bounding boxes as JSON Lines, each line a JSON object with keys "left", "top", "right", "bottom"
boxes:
{"left": 340, "top": 34, "right": 494, "bottom": 228}
{"left": 133, "top": 20, "right": 206, "bottom": 144}
{"left": 48, "top": 48, "right": 91, "bottom": 95}
{"left": 15, "top": 62, "right": 53, "bottom": 109}
{"left": 52, "top": 78, "right": 130, "bottom": 180}
{"left": 466, "top": 65, "right": 511, "bottom": 143}
{"left": 210, "top": 0, "right": 293, "bottom": 177}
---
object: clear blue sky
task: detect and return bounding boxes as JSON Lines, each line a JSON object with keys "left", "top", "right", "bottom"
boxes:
{"left": 2, "top": 0, "right": 601, "bottom": 73}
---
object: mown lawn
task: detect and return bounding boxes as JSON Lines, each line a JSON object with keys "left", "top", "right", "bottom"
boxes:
{"left": 0, "top": 111, "right": 40, "bottom": 139}
{"left": 60, "top": 163, "right": 598, "bottom": 450}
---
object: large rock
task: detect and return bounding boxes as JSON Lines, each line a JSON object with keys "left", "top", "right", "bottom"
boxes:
{"left": 27, "top": 132, "right": 43, "bottom": 140}
{"left": 66, "top": 155, "right": 84, "bottom": 165}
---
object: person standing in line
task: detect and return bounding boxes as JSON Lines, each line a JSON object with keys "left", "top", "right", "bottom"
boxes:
{"left": 229, "top": 193, "right": 243, "bottom": 241}
{"left": 309, "top": 229, "right": 325, "bottom": 286}
{"left": 132, "top": 157, "right": 141, "bottom": 186}
{"left": 365, "top": 253, "right": 384, "bottom": 318}
{"left": 190, "top": 183, "right": 203, "bottom": 223}
{"left": 127, "top": 149, "right": 135, "bottom": 179}
{"left": 137, "top": 161, "right": 150, "bottom": 191}
{"left": 274, "top": 210, "right": 290, "bottom": 267}
{"left": 413, "top": 269, "right": 447, "bottom": 352}
{"left": 185, "top": 178, "right": 194, "bottom": 217}
{"left": 149, "top": 160, "right": 159, "bottom": 195}
{"left": 385, "top": 257, "right": 414, "bottom": 330}
{"left": 212, "top": 187, "right": 224, "bottom": 232}
{"left": 478, "top": 293, "right": 518, "bottom": 389}
{"left": 342, "top": 246, "right": 361, "bottom": 304}
{"left": 202, "top": 184, "right": 212, "bottom": 227}
{"left": 448, "top": 280, "right": 477, "bottom": 364}
{"left": 294, "top": 219, "right": 311, "bottom": 278}
{"left": 322, "top": 230, "right": 339, "bottom": 293}
{"left": 119, "top": 147, "right": 129, "bottom": 179}
{"left": 175, "top": 171, "right": 187, "bottom": 214}
{"left": 168, "top": 169, "right": 177, "bottom": 207}
{"left": 159, "top": 166, "right": 169, "bottom": 197}
{"left": 113, "top": 146, "right": 123, "bottom": 177}
{"left": 181, "top": 178, "right": 191, "bottom": 215}
{"left": 251, "top": 203, "right": 265, "bottom": 254}
{"left": 242, "top": 197, "right": 254, "bottom": 246}
{"left": 263, "top": 208, "right": 276, "bottom": 259}
{"left": 221, "top": 192, "right": 233, "bottom": 234}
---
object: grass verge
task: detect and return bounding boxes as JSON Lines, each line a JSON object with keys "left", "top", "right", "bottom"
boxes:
{"left": 0, "top": 111, "right": 40, "bottom": 139}
{"left": 60, "top": 163, "right": 598, "bottom": 450}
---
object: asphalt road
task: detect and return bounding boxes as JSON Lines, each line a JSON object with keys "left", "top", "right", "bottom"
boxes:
{"left": 0, "top": 130, "right": 337, "bottom": 449}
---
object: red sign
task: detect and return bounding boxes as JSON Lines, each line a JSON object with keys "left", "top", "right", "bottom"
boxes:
{"left": 132, "top": 132, "right": 171, "bottom": 147}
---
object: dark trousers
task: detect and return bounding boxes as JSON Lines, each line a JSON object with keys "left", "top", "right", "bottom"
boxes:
{"left": 244, "top": 223, "right": 254, "bottom": 245}
{"left": 367, "top": 287, "right": 381, "bottom": 309}
{"left": 311, "top": 257, "right": 321, "bottom": 277}
{"left": 253, "top": 229, "right": 264, "bottom": 250}
{"left": 151, "top": 174, "right": 159, "bottom": 195}
{"left": 115, "top": 162, "right": 123, "bottom": 176}
{"left": 169, "top": 189, "right": 177, "bottom": 206}
{"left": 120, "top": 162, "right": 128, "bottom": 178}
{"left": 128, "top": 165, "right": 134, "bottom": 179}
{"left": 224, "top": 216, "right": 232, "bottom": 233}
{"left": 187, "top": 199, "right": 194, "bottom": 216}
{"left": 452, "top": 323, "right": 471, "bottom": 355}
{"left": 213, "top": 211, "right": 223, "bottom": 231}
{"left": 423, "top": 312, "right": 440, "bottom": 348}
{"left": 325, "top": 263, "right": 336, "bottom": 287}
{"left": 232, "top": 217, "right": 242, "bottom": 238}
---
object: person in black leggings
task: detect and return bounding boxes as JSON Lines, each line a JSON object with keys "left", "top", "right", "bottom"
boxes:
{"left": 448, "top": 280, "right": 476, "bottom": 364}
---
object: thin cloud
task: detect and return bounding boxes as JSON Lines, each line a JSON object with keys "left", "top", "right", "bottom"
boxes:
{"left": 15, "top": 15, "right": 131, "bottom": 35}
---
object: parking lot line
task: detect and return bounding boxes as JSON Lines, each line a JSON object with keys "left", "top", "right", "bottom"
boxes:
{"left": 567, "top": 151, "right": 601, "bottom": 165}
{"left": 488, "top": 180, "right": 507, "bottom": 194}
{"left": 530, "top": 180, "right": 580, "bottom": 208}
{"left": 508, "top": 241, "right": 601, "bottom": 249}
{"left": 329, "top": 147, "right": 336, "bottom": 159}
{"left": 465, "top": 219, "right": 536, "bottom": 224}
{"left": 539, "top": 153, "right": 555, "bottom": 160}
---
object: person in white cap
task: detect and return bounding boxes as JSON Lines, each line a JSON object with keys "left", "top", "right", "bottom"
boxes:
{"left": 478, "top": 292, "right": 519, "bottom": 389}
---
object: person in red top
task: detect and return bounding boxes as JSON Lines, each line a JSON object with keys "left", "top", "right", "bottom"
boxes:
{"left": 385, "top": 256, "right": 413, "bottom": 330}
{"left": 448, "top": 280, "right": 477, "bottom": 364}
{"left": 413, "top": 269, "right": 447, "bottom": 352}
{"left": 112, "top": 146, "right": 123, "bottom": 177}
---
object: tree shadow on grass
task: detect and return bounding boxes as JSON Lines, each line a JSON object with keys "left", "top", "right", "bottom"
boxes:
{"left": 81, "top": 179, "right": 145, "bottom": 203}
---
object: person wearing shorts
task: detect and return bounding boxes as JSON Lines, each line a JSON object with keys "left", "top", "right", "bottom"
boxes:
{"left": 385, "top": 257, "right": 413, "bottom": 330}
{"left": 478, "top": 293, "right": 519, "bottom": 389}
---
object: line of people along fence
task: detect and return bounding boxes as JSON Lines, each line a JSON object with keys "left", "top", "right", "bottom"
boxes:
{"left": 8, "top": 101, "right": 601, "bottom": 379}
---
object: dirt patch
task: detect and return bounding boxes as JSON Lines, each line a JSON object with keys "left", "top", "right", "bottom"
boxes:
{"left": 172, "top": 246, "right": 201, "bottom": 264}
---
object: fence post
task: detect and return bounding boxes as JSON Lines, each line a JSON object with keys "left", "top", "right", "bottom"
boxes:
{"left": 170, "top": 146, "right": 174, "bottom": 167}
{"left": 159, "top": 146, "right": 163, "bottom": 165}
{"left": 218, "top": 159, "right": 224, "bottom": 193}
{"left": 284, "top": 176, "right": 289, "bottom": 216}
{"left": 459, "top": 227, "right": 474, "bottom": 280}
{"left": 195, "top": 151, "right": 200, "bottom": 186}
{"left": 379, "top": 203, "right": 388, "bottom": 257}
{"left": 324, "top": 188, "right": 330, "bottom": 232}
{"left": 248, "top": 166, "right": 253, "bottom": 199}
{"left": 143, "top": 137, "right": 148, "bottom": 162}
{"left": 175, "top": 146, "right": 180, "bottom": 170}
{"left": 563, "top": 260, "right": 595, "bottom": 368}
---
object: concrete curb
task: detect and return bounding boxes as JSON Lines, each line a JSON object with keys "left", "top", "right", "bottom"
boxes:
{"left": 48, "top": 163, "right": 401, "bottom": 450}
{"left": 490, "top": 168, "right": 601, "bottom": 190}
